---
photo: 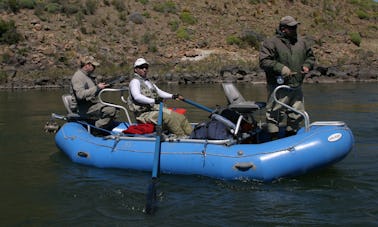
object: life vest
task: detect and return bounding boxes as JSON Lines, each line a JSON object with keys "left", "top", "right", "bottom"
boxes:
{"left": 127, "top": 74, "right": 160, "bottom": 116}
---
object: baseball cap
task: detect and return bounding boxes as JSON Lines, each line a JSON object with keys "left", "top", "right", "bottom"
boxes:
{"left": 81, "top": 56, "right": 100, "bottom": 66}
{"left": 134, "top": 58, "right": 149, "bottom": 68}
{"left": 279, "top": 16, "right": 300, "bottom": 27}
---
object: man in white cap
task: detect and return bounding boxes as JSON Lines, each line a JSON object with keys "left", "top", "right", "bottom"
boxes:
{"left": 259, "top": 16, "right": 315, "bottom": 140}
{"left": 127, "top": 58, "right": 192, "bottom": 137}
{"left": 71, "top": 56, "right": 117, "bottom": 134}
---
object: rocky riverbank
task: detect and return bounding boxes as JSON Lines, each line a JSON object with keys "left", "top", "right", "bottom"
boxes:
{"left": 1, "top": 60, "right": 377, "bottom": 90}
{"left": 0, "top": 1, "right": 377, "bottom": 89}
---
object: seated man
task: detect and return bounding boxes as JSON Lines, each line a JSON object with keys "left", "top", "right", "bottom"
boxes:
{"left": 127, "top": 58, "right": 192, "bottom": 137}
{"left": 71, "top": 56, "right": 117, "bottom": 133}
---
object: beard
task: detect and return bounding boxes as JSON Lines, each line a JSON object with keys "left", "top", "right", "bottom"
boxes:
{"left": 286, "top": 32, "right": 298, "bottom": 44}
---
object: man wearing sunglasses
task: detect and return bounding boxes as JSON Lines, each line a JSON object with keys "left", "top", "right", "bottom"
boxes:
{"left": 71, "top": 56, "right": 117, "bottom": 134}
{"left": 259, "top": 16, "right": 315, "bottom": 140}
{"left": 127, "top": 58, "right": 192, "bottom": 137}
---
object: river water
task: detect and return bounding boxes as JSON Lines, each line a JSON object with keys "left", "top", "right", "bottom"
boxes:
{"left": 0, "top": 83, "right": 377, "bottom": 226}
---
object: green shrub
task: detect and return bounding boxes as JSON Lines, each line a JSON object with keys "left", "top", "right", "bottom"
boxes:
{"left": 142, "top": 32, "right": 155, "bottom": 44}
{"left": 0, "top": 53, "right": 11, "bottom": 64}
{"left": 241, "top": 31, "right": 261, "bottom": 49}
{"left": 0, "top": 19, "right": 22, "bottom": 44}
{"left": 176, "top": 27, "right": 190, "bottom": 40}
{"left": 84, "top": 0, "right": 98, "bottom": 15}
{"left": 61, "top": 4, "right": 79, "bottom": 15}
{"left": 118, "top": 11, "right": 127, "bottom": 21}
{"left": 153, "top": 1, "right": 176, "bottom": 13}
{"left": 137, "top": 0, "right": 149, "bottom": 5}
{"left": 19, "top": 0, "right": 35, "bottom": 9}
{"left": 179, "top": 11, "right": 197, "bottom": 25}
{"left": 349, "top": 32, "right": 361, "bottom": 46}
{"left": 226, "top": 36, "right": 242, "bottom": 46}
{"left": 7, "top": 0, "right": 20, "bottom": 13}
{"left": 355, "top": 9, "right": 370, "bottom": 19}
{"left": 169, "top": 20, "right": 179, "bottom": 32}
{"left": 103, "top": 0, "right": 110, "bottom": 6}
{"left": 45, "top": 3, "right": 61, "bottom": 13}
{"left": 248, "top": 0, "right": 267, "bottom": 4}
{"left": 0, "top": 70, "right": 9, "bottom": 83}
{"left": 112, "top": 0, "right": 126, "bottom": 12}
{"left": 142, "top": 12, "right": 150, "bottom": 18}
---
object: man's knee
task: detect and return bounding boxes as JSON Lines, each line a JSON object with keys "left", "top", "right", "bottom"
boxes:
{"left": 102, "top": 106, "right": 117, "bottom": 117}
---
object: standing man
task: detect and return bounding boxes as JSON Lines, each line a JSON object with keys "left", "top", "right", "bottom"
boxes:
{"left": 71, "top": 56, "right": 117, "bottom": 133}
{"left": 259, "top": 16, "right": 315, "bottom": 140}
{"left": 127, "top": 58, "right": 192, "bottom": 137}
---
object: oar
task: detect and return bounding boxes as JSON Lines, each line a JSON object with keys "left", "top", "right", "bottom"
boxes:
{"left": 145, "top": 102, "right": 163, "bottom": 215}
{"left": 182, "top": 98, "right": 213, "bottom": 113}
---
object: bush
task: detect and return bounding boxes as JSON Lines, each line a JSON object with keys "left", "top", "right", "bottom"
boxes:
{"left": 176, "top": 27, "right": 190, "bottom": 40}
{"left": 84, "top": 0, "right": 98, "bottom": 15}
{"left": 180, "top": 11, "right": 197, "bottom": 25}
{"left": 112, "top": 0, "right": 126, "bottom": 12}
{"left": 169, "top": 20, "right": 179, "bottom": 32}
{"left": 355, "top": 9, "right": 370, "bottom": 20}
{"left": 241, "top": 30, "right": 262, "bottom": 49}
{"left": 153, "top": 1, "right": 176, "bottom": 13}
{"left": 45, "top": 3, "right": 61, "bottom": 13}
{"left": 19, "top": 0, "right": 35, "bottom": 9}
{"left": 349, "top": 32, "right": 361, "bottom": 46}
{"left": 61, "top": 4, "right": 80, "bottom": 15}
{"left": 6, "top": 0, "right": 20, "bottom": 13}
{"left": 137, "top": 0, "right": 149, "bottom": 4}
{"left": 226, "top": 36, "right": 242, "bottom": 46}
{"left": 0, "top": 19, "right": 22, "bottom": 45}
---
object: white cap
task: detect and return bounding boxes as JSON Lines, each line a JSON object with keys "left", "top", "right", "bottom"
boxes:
{"left": 134, "top": 58, "right": 149, "bottom": 68}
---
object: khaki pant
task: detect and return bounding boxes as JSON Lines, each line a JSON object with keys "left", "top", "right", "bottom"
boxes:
{"left": 136, "top": 107, "right": 192, "bottom": 136}
{"left": 266, "top": 85, "right": 304, "bottom": 134}
{"left": 86, "top": 103, "right": 117, "bottom": 129}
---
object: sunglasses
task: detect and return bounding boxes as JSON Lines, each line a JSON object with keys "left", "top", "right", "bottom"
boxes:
{"left": 137, "top": 64, "right": 149, "bottom": 69}
{"left": 286, "top": 25, "right": 297, "bottom": 30}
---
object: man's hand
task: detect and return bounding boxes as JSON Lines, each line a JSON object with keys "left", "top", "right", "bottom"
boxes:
{"left": 172, "top": 93, "right": 184, "bottom": 100}
{"left": 154, "top": 97, "right": 164, "bottom": 104}
{"left": 302, "top": 66, "right": 310, "bottom": 74}
{"left": 281, "top": 66, "right": 292, "bottom": 77}
{"left": 97, "top": 82, "right": 109, "bottom": 90}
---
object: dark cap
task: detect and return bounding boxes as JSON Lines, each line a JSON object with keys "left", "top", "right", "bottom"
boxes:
{"left": 279, "top": 16, "right": 300, "bottom": 27}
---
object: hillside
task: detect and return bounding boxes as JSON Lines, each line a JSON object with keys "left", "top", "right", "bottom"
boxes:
{"left": 0, "top": 0, "right": 377, "bottom": 87}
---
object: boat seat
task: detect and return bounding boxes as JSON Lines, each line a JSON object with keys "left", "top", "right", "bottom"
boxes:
{"left": 62, "top": 94, "right": 77, "bottom": 115}
{"left": 62, "top": 94, "right": 90, "bottom": 121}
{"left": 222, "top": 83, "right": 266, "bottom": 113}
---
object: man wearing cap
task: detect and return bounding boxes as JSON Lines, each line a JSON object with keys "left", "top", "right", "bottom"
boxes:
{"left": 127, "top": 58, "right": 192, "bottom": 137}
{"left": 71, "top": 56, "right": 117, "bottom": 133}
{"left": 259, "top": 16, "right": 315, "bottom": 140}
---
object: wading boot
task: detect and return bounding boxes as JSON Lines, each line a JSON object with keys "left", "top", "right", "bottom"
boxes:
{"left": 285, "top": 130, "right": 297, "bottom": 137}
{"left": 270, "top": 132, "right": 279, "bottom": 141}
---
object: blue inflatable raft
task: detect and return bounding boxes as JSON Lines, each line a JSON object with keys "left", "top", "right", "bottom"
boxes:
{"left": 52, "top": 85, "right": 354, "bottom": 182}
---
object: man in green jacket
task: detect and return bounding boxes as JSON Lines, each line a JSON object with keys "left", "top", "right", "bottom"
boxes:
{"left": 259, "top": 16, "right": 315, "bottom": 140}
{"left": 71, "top": 56, "right": 117, "bottom": 133}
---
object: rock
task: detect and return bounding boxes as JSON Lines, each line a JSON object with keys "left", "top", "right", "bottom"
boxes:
{"left": 129, "top": 13, "right": 144, "bottom": 24}
{"left": 35, "top": 77, "right": 50, "bottom": 85}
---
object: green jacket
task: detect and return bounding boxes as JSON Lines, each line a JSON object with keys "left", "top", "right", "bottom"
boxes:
{"left": 259, "top": 31, "right": 315, "bottom": 87}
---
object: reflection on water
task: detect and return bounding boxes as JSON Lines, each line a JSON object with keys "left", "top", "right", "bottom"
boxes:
{"left": 0, "top": 83, "right": 377, "bottom": 225}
